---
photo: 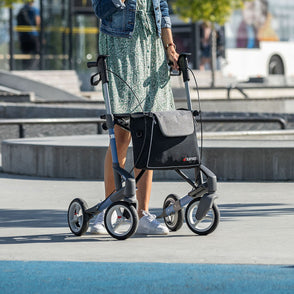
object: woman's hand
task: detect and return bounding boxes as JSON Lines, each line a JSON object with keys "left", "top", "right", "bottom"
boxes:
{"left": 166, "top": 46, "right": 179, "bottom": 71}
{"left": 161, "top": 28, "right": 179, "bottom": 70}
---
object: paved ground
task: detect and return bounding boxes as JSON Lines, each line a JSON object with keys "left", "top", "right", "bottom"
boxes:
{"left": 1, "top": 95, "right": 294, "bottom": 292}
{"left": 0, "top": 173, "right": 294, "bottom": 292}
{"left": 2, "top": 75, "right": 294, "bottom": 292}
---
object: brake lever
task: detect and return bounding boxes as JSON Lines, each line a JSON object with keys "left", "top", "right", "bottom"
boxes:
{"left": 168, "top": 61, "right": 181, "bottom": 76}
{"left": 90, "top": 72, "right": 101, "bottom": 86}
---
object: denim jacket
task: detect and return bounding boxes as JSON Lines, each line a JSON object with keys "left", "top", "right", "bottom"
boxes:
{"left": 91, "top": 0, "right": 171, "bottom": 38}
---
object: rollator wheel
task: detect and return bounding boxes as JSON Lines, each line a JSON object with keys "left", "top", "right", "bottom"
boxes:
{"left": 67, "top": 198, "right": 90, "bottom": 236}
{"left": 105, "top": 201, "right": 138, "bottom": 240}
{"left": 163, "top": 194, "right": 184, "bottom": 232}
{"left": 185, "top": 197, "right": 220, "bottom": 235}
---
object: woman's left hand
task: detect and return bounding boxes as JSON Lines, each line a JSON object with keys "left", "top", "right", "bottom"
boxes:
{"left": 166, "top": 46, "right": 179, "bottom": 70}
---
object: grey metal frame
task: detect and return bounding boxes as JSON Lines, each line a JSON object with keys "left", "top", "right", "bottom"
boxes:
{"left": 155, "top": 53, "right": 218, "bottom": 223}
{"left": 85, "top": 55, "right": 137, "bottom": 219}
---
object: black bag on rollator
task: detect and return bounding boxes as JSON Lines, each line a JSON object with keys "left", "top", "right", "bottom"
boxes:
{"left": 130, "top": 109, "right": 200, "bottom": 170}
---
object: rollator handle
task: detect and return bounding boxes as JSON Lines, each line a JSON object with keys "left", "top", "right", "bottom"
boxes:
{"left": 87, "top": 55, "right": 109, "bottom": 86}
{"left": 169, "top": 52, "right": 191, "bottom": 83}
{"left": 178, "top": 53, "right": 191, "bottom": 83}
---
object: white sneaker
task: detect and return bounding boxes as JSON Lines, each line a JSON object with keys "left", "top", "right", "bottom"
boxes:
{"left": 90, "top": 210, "right": 107, "bottom": 235}
{"left": 136, "top": 211, "right": 169, "bottom": 235}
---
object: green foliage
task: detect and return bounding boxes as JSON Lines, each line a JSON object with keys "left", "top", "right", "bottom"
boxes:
{"left": 0, "top": 0, "right": 23, "bottom": 8}
{"left": 171, "top": 0, "right": 246, "bottom": 25}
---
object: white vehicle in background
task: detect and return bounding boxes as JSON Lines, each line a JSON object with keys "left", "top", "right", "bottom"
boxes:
{"left": 223, "top": 41, "right": 294, "bottom": 81}
{"left": 222, "top": 0, "right": 294, "bottom": 82}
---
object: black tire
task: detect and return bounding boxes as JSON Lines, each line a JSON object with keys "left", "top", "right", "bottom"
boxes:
{"left": 105, "top": 201, "right": 138, "bottom": 240}
{"left": 185, "top": 197, "right": 220, "bottom": 235}
{"left": 67, "top": 198, "right": 90, "bottom": 236}
{"left": 163, "top": 194, "right": 184, "bottom": 231}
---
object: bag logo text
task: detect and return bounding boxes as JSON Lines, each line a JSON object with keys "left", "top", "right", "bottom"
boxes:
{"left": 183, "top": 157, "right": 197, "bottom": 162}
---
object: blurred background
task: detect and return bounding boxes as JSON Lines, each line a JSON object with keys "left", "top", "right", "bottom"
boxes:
{"left": 1, "top": 0, "right": 293, "bottom": 90}
{"left": 1, "top": 0, "right": 294, "bottom": 180}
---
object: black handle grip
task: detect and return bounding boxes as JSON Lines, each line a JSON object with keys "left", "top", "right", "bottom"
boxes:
{"left": 168, "top": 53, "right": 191, "bottom": 81}
{"left": 178, "top": 53, "right": 191, "bottom": 83}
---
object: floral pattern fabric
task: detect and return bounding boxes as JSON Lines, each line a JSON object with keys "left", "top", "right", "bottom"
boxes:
{"left": 98, "top": 0, "right": 175, "bottom": 114}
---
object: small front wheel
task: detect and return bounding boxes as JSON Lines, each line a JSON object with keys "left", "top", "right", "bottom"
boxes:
{"left": 163, "top": 194, "right": 184, "bottom": 231}
{"left": 105, "top": 201, "right": 138, "bottom": 240}
{"left": 68, "top": 198, "right": 90, "bottom": 236}
{"left": 185, "top": 197, "right": 220, "bottom": 235}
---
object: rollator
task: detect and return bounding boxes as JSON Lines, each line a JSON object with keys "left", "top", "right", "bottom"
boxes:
{"left": 67, "top": 53, "right": 220, "bottom": 240}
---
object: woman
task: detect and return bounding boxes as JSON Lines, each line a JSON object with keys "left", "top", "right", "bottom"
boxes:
{"left": 91, "top": 0, "right": 179, "bottom": 235}
{"left": 199, "top": 22, "right": 212, "bottom": 70}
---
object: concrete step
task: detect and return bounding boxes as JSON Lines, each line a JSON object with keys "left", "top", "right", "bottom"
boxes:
{"left": 0, "top": 70, "right": 86, "bottom": 102}
{"left": 2, "top": 133, "right": 294, "bottom": 181}
{"left": 11, "top": 70, "right": 81, "bottom": 96}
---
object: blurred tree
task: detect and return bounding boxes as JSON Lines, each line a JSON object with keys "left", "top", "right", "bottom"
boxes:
{"left": 0, "top": 0, "right": 22, "bottom": 7}
{"left": 172, "top": 0, "right": 247, "bottom": 87}
{"left": 172, "top": 0, "right": 244, "bottom": 25}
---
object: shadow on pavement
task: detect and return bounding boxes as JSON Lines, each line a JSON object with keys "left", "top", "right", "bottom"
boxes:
{"left": 0, "top": 209, "right": 67, "bottom": 228}
{"left": 0, "top": 232, "right": 194, "bottom": 245}
{"left": 219, "top": 203, "right": 294, "bottom": 220}
{"left": 0, "top": 233, "right": 111, "bottom": 245}
{"left": 1, "top": 202, "right": 293, "bottom": 231}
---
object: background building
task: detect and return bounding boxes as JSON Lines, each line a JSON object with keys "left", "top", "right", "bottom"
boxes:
{"left": 0, "top": 0, "right": 218, "bottom": 91}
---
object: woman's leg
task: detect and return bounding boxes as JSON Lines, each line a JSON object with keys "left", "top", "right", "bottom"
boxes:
{"left": 104, "top": 125, "right": 153, "bottom": 218}
{"left": 135, "top": 167, "right": 168, "bottom": 235}
{"left": 134, "top": 169, "right": 153, "bottom": 218}
{"left": 101, "top": 124, "right": 168, "bottom": 235}
{"left": 91, "top": 125, "right": 131, "bottom": 234}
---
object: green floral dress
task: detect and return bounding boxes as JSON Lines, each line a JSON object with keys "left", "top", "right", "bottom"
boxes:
{"left": 98, "top": 0, "right": 175, "bottom": 114}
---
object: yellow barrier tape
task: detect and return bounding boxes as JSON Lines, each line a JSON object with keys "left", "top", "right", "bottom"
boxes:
{"left": 72, "top": 27, "right": 99, "bottom": 34}
{"left": 0, "top": 54, "right": 69, "bottom": 60}
{"left": 14, "top": 25, "right": 99, "bottom": 34}
{"left": 14, "top": 25, "right": 39, "bottom": 32}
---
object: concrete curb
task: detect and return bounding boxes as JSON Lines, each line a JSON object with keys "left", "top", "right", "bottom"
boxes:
{"left": 2, "top": 134, "right": 294, "bottom": 180}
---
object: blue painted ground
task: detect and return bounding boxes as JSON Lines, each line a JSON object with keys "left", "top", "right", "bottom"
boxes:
{"left": 0, "top": 261, "right": 293, "bottom": 294}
